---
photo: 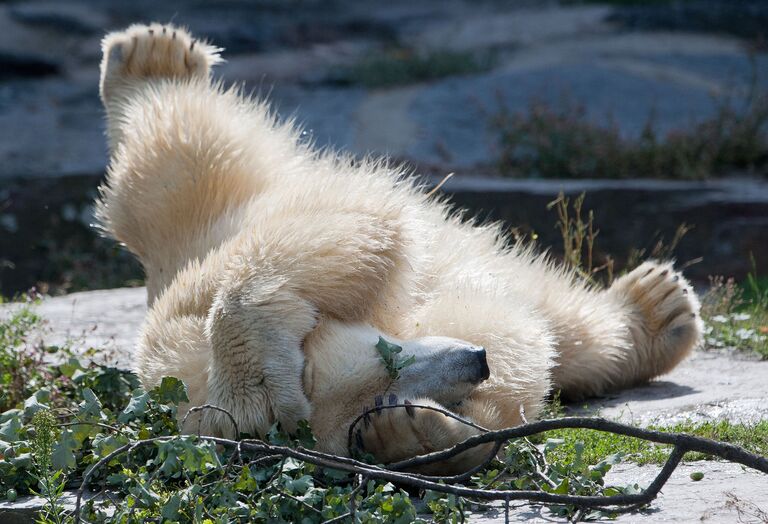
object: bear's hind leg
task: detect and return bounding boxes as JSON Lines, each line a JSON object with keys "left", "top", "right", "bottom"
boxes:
{"left": 607, "top": 261, "right": 703, "bottom": 382}
{"left": 552, "top": 261, "right": 702, "bottom": 399}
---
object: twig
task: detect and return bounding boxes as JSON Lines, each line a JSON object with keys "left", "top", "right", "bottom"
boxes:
{"left": 385, "top": 417, "right": 768, "bottom": 473}
{"left": 73, "top": 414, "right": 768, "bottom": 524}
{"left": 347, "top": 402, "right": 489, "bottom": 457}
{"left": 181, "top": 404, "right": 239, "bottom": 437}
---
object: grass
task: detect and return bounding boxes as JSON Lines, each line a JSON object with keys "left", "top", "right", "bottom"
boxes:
{"left": 331, "top": 47, "right": 495, "bottom": 88}
{"left": 540, "top": 419, "right": 768, "bottom": 466}
{"left": 701, "top": 259, "right": 768, "bottom": 358}
{"left": 492, "top": 89, "right": 768, "bottom": 179}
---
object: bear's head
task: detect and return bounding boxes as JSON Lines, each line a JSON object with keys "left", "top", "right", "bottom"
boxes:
{"left": 301, "top": 318, "right": 489, "bottom": 454}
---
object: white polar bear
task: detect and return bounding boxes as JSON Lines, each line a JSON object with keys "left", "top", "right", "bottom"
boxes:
{"left": 96, "top": 24, "right": 702, "bottom": 473}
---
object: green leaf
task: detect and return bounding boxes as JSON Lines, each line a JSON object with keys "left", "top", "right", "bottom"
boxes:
{"left": 150, "top": 377, "right": 189, "bottom": 405}
{"left": 295, "top": 420, "right": 317, "bottom": 449}
{"left": 161, "top": 493, "right": 181, "bottom": 520}
{"left": 59, "top": 357, "right": 83, "bottom": 378}
{"left": 23, "top": 389, "right": 50, "bottom": 419}
{"left": 10, "top": 452, "right": 32, "bottom": 469}
{"left": 267, "top": 423, "right": 290, "bottom": 446}
{"left": 118, "top": 391, "right": 150, "bottom": 423}
{"left": 78, "top": 388, "right": 104, "bottom": 419}
{"left": 543, "top": 438, "right": 565, "bottom": 453}
{"left": 375, "top": 337, "right": 415, "bottom": 380}
{"left": 0, "top": 415, "right": 22, "bottom": 442}
{"left": 553, "top": 478, "right": 570, "bottom": 494}
{"left": 51, "top": 429, "right": 77, "bottom": 470}
{"left": 285, "top": 474, "right": 313, "bottom": 495}
{"left": 92, "top": 433, "right": 130, "bottom": 458}
{"left": 234, "top": 465, "right": 258, "bottom": 491}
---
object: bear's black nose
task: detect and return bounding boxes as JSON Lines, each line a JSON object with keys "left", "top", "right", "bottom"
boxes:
{"left": 468, "top": 346, "right": 490, "bottom": 383}
{"left": 477, "top": 348, "right": 490, "bottom": 381}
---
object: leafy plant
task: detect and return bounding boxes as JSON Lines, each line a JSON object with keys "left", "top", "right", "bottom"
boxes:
{"left": 375, "top": 336, "right": 415, "bottom": 380}
{"left": 30, "top": 410, "right": 68, "bottom": 524}
{"left": 0, "top": 304, "right": 660, "bottom": 522}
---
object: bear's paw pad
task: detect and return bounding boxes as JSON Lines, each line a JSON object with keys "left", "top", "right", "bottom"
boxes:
{"left": 102, "top": 23, "right": 221, "bottom": 84}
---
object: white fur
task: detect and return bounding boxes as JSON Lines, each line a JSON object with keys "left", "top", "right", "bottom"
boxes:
{"left": 96, "top": 24, "right": 704, "bottom": 472}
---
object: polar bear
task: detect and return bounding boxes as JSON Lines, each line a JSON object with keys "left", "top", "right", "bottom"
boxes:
{"left": 96, "top": 24, "right": 702, "bottom": 473}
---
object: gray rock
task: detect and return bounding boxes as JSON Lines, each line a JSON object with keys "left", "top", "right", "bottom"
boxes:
{"left": 33, "top": 286, "right": 145, "bottom": 366}
{"left": 0, "top": 491, "right": 104, "bottom": 524}
{"left": 471, "top": 462, "right": 768, "bottom": 522}
{"left": 10, "top": 2, "right": 108, "bottom": 36}
{"left": 2, "top": 0, "right": 768, "bottom": 179}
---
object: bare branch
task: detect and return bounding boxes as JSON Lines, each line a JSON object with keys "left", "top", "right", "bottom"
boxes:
{"left": 73, "top": 411, "right": 768, "bottom": 524}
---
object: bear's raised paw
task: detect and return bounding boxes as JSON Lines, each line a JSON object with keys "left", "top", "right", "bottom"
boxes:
{"left": 100, "top": 24, "right": 222, "bottom": 103}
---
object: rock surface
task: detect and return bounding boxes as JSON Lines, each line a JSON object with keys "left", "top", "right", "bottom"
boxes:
{"left": 0, "top": 0, "right": 767, "bottom": 178}
{"left": 2, "top": 287, "right": 767, "bottom": 522}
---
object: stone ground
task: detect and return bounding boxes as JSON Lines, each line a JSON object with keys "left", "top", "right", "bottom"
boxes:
{"left": 1, "top": 287, "right": 767, "bottom": 522}
{"left": 1, "top": 0, "right": 767, "bottom": 180}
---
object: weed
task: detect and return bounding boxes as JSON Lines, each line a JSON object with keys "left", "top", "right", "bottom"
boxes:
{"left": 492, "top": 89, "right": 768, "bottom": 179}
{"left": 702, "top": 258, "right": 768, "bottom": 357}
{"left": 624, "top": 223, "right": 694, "bottom": 272}
{"left": 30, "top": 410, "right": 68, "bottom": 524}
{"left": 0, "top": 302, "right": 46, "bottom": 412}
{"left": 547, "top": 192, "right": 612, "bottom": 284}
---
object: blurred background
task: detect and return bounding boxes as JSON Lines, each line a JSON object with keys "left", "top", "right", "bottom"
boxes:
{"left": 1, "top": 0, "right": 767, "bottom": 297}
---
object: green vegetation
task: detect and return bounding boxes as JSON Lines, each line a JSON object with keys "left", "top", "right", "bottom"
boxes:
{"left": 375, "top": 337, "right": 415, "bottom": 380}
{"left": 540, "top": 419, "right": 768, "bottom": 467}
{"left": 492, "top": 90, "right": 768, "bottom": 179}
{"left": 701, "top": 259, "right": 768, "bottom": 358}
{"left": 332, "top": 47, "right": 494, "bottom": 88}
{"left": 0, "top": 303, "right": 658, "bottom": 522}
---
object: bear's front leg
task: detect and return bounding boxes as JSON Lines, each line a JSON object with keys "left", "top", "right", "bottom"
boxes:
{"left": 200, "top": 275, "right": 317, "bottom": 439}
{"left": 354, "top": 396, "right": 494, "bottom": 475}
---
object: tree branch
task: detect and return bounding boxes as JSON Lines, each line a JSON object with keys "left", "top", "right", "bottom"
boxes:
{"left": 73, "top": 410, "right": 768, "bottom": 524}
